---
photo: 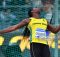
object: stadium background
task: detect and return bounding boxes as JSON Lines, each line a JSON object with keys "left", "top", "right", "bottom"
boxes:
{"left": 0, "top": 0, "right": 60, "bottom": 57}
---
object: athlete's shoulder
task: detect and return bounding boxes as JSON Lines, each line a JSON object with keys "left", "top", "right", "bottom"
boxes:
{"left": 41, "top": 18, "right": 46, "bottom": 20}
{"left": 41, "top": 18, "right": 48, "bottom": 22}
{"left": 23, "top": 18, "right": 31, "bottom": 23}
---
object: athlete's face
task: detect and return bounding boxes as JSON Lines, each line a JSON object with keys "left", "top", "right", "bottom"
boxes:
{"left": 31, "top": 8, "right": 40, "bottom": 14}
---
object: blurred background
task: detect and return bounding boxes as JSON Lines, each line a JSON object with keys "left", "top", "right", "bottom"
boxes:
{"left": 0, "top": 0, "right": 60, "bottom": 57}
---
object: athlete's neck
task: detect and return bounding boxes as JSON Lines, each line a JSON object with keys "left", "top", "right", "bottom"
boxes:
{"left": 32, "top": 13, "right": 40, "bottom": 19}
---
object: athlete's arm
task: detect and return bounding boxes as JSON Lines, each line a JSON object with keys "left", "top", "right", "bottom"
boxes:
{"left": 0, "top": 19, "right": 30, "bottom": 34}
{"left": 47, "top": 23, "right": 60, "bottom": 33}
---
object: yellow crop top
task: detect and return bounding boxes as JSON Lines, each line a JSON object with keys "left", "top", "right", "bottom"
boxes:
{"left": 28, "top": 17, "right": 48, "bottom": 44}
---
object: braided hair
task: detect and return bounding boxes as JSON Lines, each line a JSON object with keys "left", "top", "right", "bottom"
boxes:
{"left": 28, "top": 8, "right": 33, "bottom": 17}
{"left": 23, "top": 8, "right": 33, "bottom": 36}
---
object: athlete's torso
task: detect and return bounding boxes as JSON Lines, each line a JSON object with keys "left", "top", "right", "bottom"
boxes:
{"left": 28, "top": 17, "right": 48, "bottom": 44}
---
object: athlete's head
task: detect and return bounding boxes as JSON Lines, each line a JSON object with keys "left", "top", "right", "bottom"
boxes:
{"left": 31, "top": 8, "right": 40, "bottom": 13}
{"left": 28, "top": 8, "right": 41, "bottom": 17}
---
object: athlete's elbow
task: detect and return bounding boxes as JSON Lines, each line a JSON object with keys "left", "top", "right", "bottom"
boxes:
{"left": 52, "top": 30, "right": 59, "bottom": 34}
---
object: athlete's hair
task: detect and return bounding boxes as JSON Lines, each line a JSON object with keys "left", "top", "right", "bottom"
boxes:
{"left": 28, "top": 8, "right": 33, "bottom": 17}
{"left": 23, "top": 26, "right": 30, "bottom": 36}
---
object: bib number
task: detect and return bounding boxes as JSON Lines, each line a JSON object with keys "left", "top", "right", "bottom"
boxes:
{"left": 35, "top": 28, "right": 46, "bottom": 39}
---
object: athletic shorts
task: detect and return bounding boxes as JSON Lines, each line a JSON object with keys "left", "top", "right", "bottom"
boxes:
{"left": 30, "top": 42, "right": 50, "bottom": 57}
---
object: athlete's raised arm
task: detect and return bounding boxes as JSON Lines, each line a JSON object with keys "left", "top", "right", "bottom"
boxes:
{"left": 0, "top": 19, "right": 30, "bottom": 34}
{"left": 47, "top": 23, "right": 60, "bottom": 33}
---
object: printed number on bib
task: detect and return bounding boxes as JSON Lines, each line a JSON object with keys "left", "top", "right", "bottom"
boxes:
{"left": 35, "top": 28, "right": 46, "bottom": 39}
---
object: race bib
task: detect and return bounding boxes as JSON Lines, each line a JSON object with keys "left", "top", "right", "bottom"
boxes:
{"left": 35, "top": 28, "right": 46, "bottom": 39}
